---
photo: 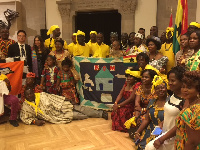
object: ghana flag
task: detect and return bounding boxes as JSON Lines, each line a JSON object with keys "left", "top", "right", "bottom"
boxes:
{"left": 173, "top": 0, "right": 188, "bottom": 54}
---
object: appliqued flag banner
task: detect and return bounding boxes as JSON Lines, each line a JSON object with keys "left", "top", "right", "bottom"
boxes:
{"left": 0, "top": 61, "right": 24, "bottom": 95}
{"left": 74, "top": 57, "right": 127, "bottom": 110}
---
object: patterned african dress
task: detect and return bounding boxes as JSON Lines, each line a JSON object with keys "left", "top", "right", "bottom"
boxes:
{"left": 57, "top": 70, "right": 79, "bottom": 104}
{"left": 175, "top": 104, "right": 200, "bottom": 150}
{"left": 0, "top": 38, "right": 15, "bottom": 58}
{"left": 41, "top": 66, "right": 59, "bottom": 94}
{"left": 111, "top": 82, "right": 141, "bottom": 132}
{"left": 149, "top": 56, "right": 168, "bottom": 71}
{"left": 137, "top": 98, "right": 166, "bottom": 150}
{"left": 185, "top": 49, "right": 200, "bottom": 71}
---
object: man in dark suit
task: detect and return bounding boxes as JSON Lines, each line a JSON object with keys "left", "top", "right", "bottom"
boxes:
{"left": 8, "top": 30, "right": 32, "bottom": 72}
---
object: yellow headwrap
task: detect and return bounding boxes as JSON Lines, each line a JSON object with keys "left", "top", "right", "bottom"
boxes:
{"left": 151, "top": 75, "right": 166, "bottom": 93}
{"left": 90, "top": 31, "right": 97, "bottom": 35}
{"left": 166, "top": 27, "right": 174, "bottom": 38}
{"left": 189, "top": 22, "right": 200, "bottom": 28}
{"left": 76, "top": 30, "right": 85, "bottom": 44}
{"left": 25, "top": 93, "right": 44, "bottom": 116}
{"left": 0, "top": 74, "right": 8, "bottom": 81}
{"left": 125, "top": 69, "right": 141, "bottom": 79}
{"left": 73, "top": 33, "right": 77, "bottom": 36}
{"left": 124, "top": 116, "right": 136, "bottom": 129}
{"left": 47, "top": 25, "right": 60, "bottom": 35}
{"left": 141, "top": 65, "right": 169, "bottom": 90}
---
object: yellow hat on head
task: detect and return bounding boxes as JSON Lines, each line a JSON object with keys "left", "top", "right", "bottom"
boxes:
{"left": 0, "top": 74, "right": 8, "bottom": 81}
{"left": 143, "top": 64, "right": 160, "bottom": 75}
{"left": 77, "top": 30, "right": 85, "bottom": 36}
{"left": 73, "top": 33, "right": 77, "bottom": 36}
{"left": 189, "top": 22, "right": 200, "bottom": 28}
{"left": 90, "top": 31, "right": 97, "bottom": 35}
{"left": 166, "top": 27, "right": 174, "bottom": 38}
{"left": 47, "top": 25, "right": 60, "bottom": 35}
{"left": 151, "top": 75, "right": 166, "bottom": 93}
{"left": 125, "top": 69, "right": 141, "bottom": 79}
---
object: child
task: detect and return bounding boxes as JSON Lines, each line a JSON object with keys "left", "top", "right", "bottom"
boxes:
{"left": 20, "top": 72, "right": 42, "bottom": 104}
{"left": 56, "top": 57, "right": 79, "bottom": 104}
{"left": 109, "top": 40, "right": 124, "bottom": 58}
{"left": 40, "top": 55, "right": 59, "bottom": 94}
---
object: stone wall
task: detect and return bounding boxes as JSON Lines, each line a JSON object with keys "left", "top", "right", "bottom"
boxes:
{"left": 157, "top": 0, "right": 197, "bottom": 36}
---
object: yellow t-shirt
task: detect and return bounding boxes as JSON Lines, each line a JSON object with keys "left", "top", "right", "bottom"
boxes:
{"left": 87, "top": 41, "right": 97, "bottom": 55}
{"left": 73, "top": 43, "right": 90, "bottom": 57}
{"left": 159, "top": 43, "right": 175, "bottom": 72}
{"left": 44, "top": 38, "right": 68, "bottom": 51}
{"left": 68, "top": 42, "right": 76, "bottom": 55}
{"left": 91, "top": 43, "right": 110, "bottom": 58}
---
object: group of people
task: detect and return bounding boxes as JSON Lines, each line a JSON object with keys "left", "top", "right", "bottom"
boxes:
{"left": 0, "top": 21, "right": 200, "bottom": 150}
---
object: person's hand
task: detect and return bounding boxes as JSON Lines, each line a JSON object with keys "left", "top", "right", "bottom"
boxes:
{"left": 158, "top": 122, "right": 163, "bottom": 129}
{"left": 35, "top": 120, "right": 45, "bottom": 126}
{"left": 44, "top": 63, "right": 49, "bottom": 69}
{"left": 153, "top": 138, "right": 163, "bottom": 149}
{"left": 134, "top": 132, "right": 141, "bottom": 142}
{"left": 159, "top": 68, "right": 166, "bottom": 74}
{"left": 112, "top": 103, "right": 118, "bottom": 112}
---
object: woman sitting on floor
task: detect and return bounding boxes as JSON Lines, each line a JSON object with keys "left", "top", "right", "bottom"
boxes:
{"left": 134, "top": 75, "right": 169, "bottom": 149}
{"left": 111, "top": 68, "right": 141, "bottom": 132}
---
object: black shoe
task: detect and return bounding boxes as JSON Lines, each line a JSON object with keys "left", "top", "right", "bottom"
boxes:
{"left": 102, "top": 111, "right": 108, "bottom": 120}
{"left": 9, "top": 120, "right": 19, "bottom": 127}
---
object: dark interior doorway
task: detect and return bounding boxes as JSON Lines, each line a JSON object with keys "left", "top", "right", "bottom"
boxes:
{"left": 75, "top": 10, "right": 121, "bottom": 45}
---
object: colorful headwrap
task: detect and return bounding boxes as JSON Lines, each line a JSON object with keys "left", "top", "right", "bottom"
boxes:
{"left": 110, "top": 32, "right": 118, "bottom": 37}
{"left": 135, "top": 33, "right": 144, "bottom": 40}
{"left": 189, "top": 22, "right": 200, "bottom": 28}
{"left": 47, "top": 25, "right": 60, "bottom": 35}
{"left": 125, "top": 69, "right": 141, "bottom": 79}
{"left": 0, "top": 74, "right": 8, "bottom": 81}
{"left": 151, "top": 75, "right": 167, "bottom": 93}
{"left": 90, "top": 31, "right": 97, "bottom": 35}
{"left": 140, "top": 65, "right": 169, "bottom": 90}
{"left": 166, "top": 27, "right": 174, "bottom": 38}
{"left": 73, "top": 33, "right": 77, "bottom": 36}
{"left": 26, "top": 72, "right": 36, "bottom": 78}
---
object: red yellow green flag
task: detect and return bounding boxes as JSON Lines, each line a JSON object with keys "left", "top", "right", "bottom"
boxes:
{"left": 173, "top": 0, "right": 188, "bottom": 54}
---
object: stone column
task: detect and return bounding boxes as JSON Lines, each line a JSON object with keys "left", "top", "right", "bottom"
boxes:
{"left": 56, "top": 0, "right": 72, "bottom": 43}
{"left": 119, "top": 0, "right": 137, "bottom": 34}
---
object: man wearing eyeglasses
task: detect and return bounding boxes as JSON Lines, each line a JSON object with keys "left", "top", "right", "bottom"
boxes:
{"left": 8, "top": 30, "right": 32, "bottom": 72}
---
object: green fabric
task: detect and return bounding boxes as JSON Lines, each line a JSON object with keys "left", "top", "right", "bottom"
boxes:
{"left": 95, "top": 66, "right": 114, "bottom": 78}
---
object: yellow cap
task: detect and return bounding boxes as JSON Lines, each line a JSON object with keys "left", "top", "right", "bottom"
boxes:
{"left": 90, "top": 31, "right": 97, "bottom": 35}
{"left": 189, "top": 22, "right": 200, "bottom": 28}
{"left": 125, "top": 69, "right": 141, "bottom": 78}
{"left": 47, "top": 25, "right": 59, "bottom": 35}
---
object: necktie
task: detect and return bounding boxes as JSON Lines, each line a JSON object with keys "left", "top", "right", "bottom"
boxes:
{"left": 21, "top": 45, "right": 25, "bottom": 57}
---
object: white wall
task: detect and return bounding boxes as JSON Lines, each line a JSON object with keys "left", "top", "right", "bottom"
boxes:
{"left": 45, "top": 0, "right": 63, "bottom": 37}
{"left": 196, "top": 0, "right": 200, "bottom": 23}
{"left": 135, "top": 0, "right": 157, "bottom": 37}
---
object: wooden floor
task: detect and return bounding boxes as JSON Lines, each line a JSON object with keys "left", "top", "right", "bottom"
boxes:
{"left": 0, "top": 113, "right": 136, "bottom": 150}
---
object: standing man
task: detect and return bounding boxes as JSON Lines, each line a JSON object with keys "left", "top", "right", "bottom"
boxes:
{"left": 44, "top": 25, "right": 68, "bottom": 51}
{"left": 8, "top": 30, "right": 32, "bottom": 72}
{"left": 68, "top": 33, "right": 77, "bottom": 55}
{"left": 0, "top": 27, "right": 15, "bottom": 59}
{"left": 73, "top": 30, "right": 90, "bottom": 57}
{"left": 92, "top": 32, "right": 110, "bottom": 58}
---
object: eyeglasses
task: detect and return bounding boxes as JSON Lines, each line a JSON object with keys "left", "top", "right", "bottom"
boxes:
{"left": 17, "top": 35, "right": 26, "bottom": 38}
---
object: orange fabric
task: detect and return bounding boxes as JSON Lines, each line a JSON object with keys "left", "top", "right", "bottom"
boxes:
{"left": 0, "top": 61, "right": 24, "bottom": 95}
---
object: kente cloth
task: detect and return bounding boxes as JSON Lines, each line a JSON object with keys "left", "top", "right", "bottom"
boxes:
{"left": 0, "top": 39, "right": 15, "bottom": 57}
{"left": 175, "top": 49, "right": 194, "bottom": 66}
{"left": 74, "top": 56, "right": 125, "bottom": 110}
{"left": 20, "top": 92, "right": 73, "bottom": 124}
{"left": 91, "top": 43, "right": 110, "bottom": 58}
{"left": 111, "top": 82, "right": 141, "bottom": 132}
{"left": 160, "top": 43, "right": 175, "bottom": 72}
{"left": 175, "top": 104, "right": 200, "bottom": 150}
{"left": 73, "top": 43, "right": 90, "bottom": 57}
{"left": 185, "top": 49, "right": 200, "bottom": 71}
{"left": 44, "top": 38, "right": 68, "bottom": 52}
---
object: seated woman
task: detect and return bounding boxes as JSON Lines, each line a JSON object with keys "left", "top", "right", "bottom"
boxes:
{"left": 147, "top": 37, "right": 168, "bottom": 74}
{"left": 0, "top": 74, "right": 20, "bottom": 127}
{"left": 134, "top": 69, "right": 157, "bottom": 118}
{"left": 134, "top": 75, "right": 169, "bottom": 149}
{"left": 145, "top": 66, "right": 186, "bottom": 150}
{"left": 20, "top": 88, "right": 108, "bottom": 126}
{"left": 20, "top": 72, "right": 42, "bottom": 104}
{"left": 185, "top": 30, "right": 200, "bottom": 71}
{"left": 153, "top": 71, "right": 200, "bottom": 150}
{"left": 111, "top": 68, "right": 141, "bottom": 132}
